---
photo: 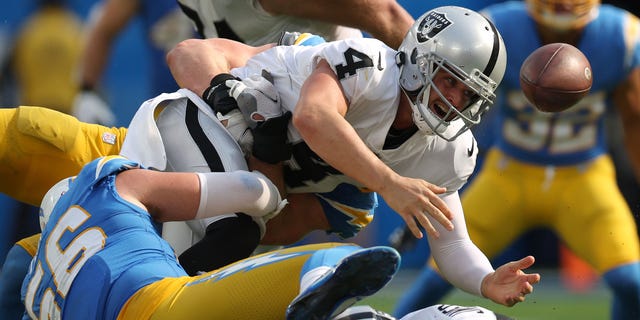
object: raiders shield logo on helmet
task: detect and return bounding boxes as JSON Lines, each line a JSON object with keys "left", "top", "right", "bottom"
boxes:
{"left": 416, "top": 11, "right": 452, "bottom": 43}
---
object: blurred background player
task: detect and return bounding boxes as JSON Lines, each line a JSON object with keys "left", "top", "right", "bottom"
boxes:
{"left": 72, "top": 0, "right": 193, "bottom": 125}
{"left": 393, "top": 1, "right": 640, "bottom": 319}
{"left": 176, "top": 0, "right": 413, "bottom": 49}
{"left": 23, "top": 155, "right": 399, "bottom": 320}
{"left": 11, "top": 0, "right": 83, "bottom": 115}
{"left": 0, "top": 0, "right": 85, "bottom": 276}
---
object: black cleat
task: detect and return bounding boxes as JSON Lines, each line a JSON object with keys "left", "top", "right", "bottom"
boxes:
{"left": 286, "top": 246, "right": 401, "bottom": 320}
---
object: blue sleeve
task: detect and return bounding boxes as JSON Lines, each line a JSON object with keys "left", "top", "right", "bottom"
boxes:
{"left": 0, "top": 244, "right": 33, "bottom": 319}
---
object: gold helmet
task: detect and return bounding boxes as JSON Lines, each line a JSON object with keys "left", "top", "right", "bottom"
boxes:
{"left": 526, "top": 0, "right": 600, "bottom": 31}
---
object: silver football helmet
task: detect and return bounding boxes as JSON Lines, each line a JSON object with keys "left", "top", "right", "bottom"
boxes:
{"left": 39, "top": 177, "right": 74, "bottom": 231}
{"left": 397, "top": 6, "right": 507, "bottom": 141}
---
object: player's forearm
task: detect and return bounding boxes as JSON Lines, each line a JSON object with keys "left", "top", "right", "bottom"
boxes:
{"left": 260, "top": 0, "right": 413, "bottom": 48}
{"left": 79, "top": 0, "right": 137, "bottom": 88}
{"left": 293, "top": 107, "right": 395, "bottom": 193}
{"left": 79, "top": 19, "right": 116, "bottom": 89}
{"left": 293, "top": 61, "right": 397, "bottom": 192}
{"left": 167, "top": 39, "right": 229, "bottom": 96}
{"left": 427, "top": 192, "right": 494, "bottom": 297}
{"left": 79, "top": 29, "right": 114, "bottom": 89}
{"left": 166, "top": 38, "right": 274, "bottom": 96}
{"left": 347, "top": 0, "right": 414, "bottom": 49}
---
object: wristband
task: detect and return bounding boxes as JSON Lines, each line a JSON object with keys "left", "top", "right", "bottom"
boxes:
{"left": 202, "top": 73, "right": 239, "bottom": 114}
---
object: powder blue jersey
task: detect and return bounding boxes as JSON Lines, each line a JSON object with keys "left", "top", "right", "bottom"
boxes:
{"left": 483, "top": 2, "right": 640, "bottom": 165}
{"left": 22, "top": 156, "right": 186, "bottom": 320}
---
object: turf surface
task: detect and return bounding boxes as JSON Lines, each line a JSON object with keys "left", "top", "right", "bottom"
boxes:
{"left": 358, "top": 268, "right": 610, "bottom": 320}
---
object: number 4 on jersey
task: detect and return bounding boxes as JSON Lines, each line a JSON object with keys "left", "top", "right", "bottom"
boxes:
{"left": 335, "top": 48, "right": 374, "bottom": 79}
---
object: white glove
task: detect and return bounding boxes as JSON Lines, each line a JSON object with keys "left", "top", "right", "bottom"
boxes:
{"left": 226, "top": 70, "right": 283, "bottom": 128}
{"left": 72, "top": 91, "right": 116, "bottom": 126}
{"left": 226, "top": 70, "right": 292, "bottom": 164}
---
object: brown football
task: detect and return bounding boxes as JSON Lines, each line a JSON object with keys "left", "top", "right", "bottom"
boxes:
{"left": 519, "top": 43, "right": 592, "bottom": 112}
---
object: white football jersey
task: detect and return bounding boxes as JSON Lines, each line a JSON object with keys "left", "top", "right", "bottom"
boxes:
{"left": 230, "top": 38, "right": 477, "bottom": 194}
{"left": 177, "top": 0, "right": 363, "bottom": 44}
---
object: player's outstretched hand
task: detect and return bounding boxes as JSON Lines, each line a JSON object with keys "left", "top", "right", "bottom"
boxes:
{"left": 481, "top": 256, "right": 541, "bottom": 307}
{"left": 377, "top": 175, "right": 454, "bottom": 239}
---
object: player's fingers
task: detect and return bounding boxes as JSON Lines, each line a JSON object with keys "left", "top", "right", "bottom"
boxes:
{"left": 424, "top": 180, "right": 447, "bottom": 193}
{"left": 527, "top": 273, "right": 541, "bottom": 285}
{"left": 523, "top": 282, "right": 534, "bottom": 295}
{"left": 504, "top": 298, "right": 517, "bottom": 307}
{"left": 403, "top": 216, "right": 424, "bottom": 239}
{"left": 507, "top": 293, "right": 526, "bottom": 306}
{"left": 513, "top": 255, "right": 536, "bottom": 270}
{"left": 424, "top": 186, "right": 454, "bottom": 221}
{"left": 422, "top": 199, "right": 454, "bottom": 231}
{"left": 413, "top": 211, "right": 438, "bottom": 239}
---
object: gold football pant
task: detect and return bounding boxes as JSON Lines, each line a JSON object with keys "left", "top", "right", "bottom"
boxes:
{"left": 119, "top": 243, "right": 349, "bottom": 320}
{"left": 455, "top": 149, "right": 639, "bottom": 273}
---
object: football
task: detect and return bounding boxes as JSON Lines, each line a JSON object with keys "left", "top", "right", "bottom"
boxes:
{"left": 519, "top": 43, "right": 592, "bottom": 112}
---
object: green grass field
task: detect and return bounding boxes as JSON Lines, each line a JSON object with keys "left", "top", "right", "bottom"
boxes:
{"left": 356, "top": 268, "right": 610, "bottom": 320}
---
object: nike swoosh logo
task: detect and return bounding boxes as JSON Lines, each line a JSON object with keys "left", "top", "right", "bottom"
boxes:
{"left": 377, "top": 52, "right": 384, "bottom": 71}
{"left": 467, "top": 138, "right": 475, "bottom": 157}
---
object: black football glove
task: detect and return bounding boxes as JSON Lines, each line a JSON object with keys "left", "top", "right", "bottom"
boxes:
{"left": 251, "top": 111, "right": 292, "bottom": 164}
{"left": 201, "top": 73, "right": 240, "bottom": 115}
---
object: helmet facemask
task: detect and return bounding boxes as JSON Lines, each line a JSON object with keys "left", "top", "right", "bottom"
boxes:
{"left": 402, "top": 50, "right": 498, "bottom": 141}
